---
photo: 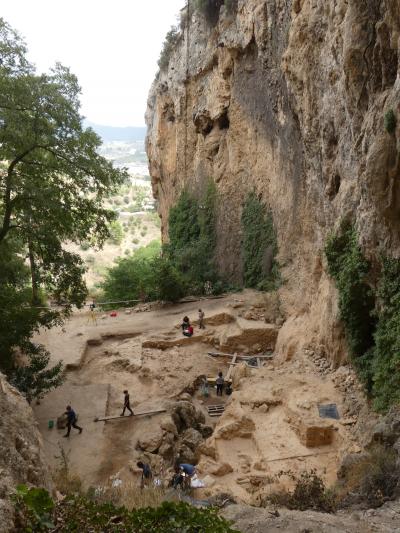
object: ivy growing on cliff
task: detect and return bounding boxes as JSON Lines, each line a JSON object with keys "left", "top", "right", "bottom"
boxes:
{"left": 325, "top": 223, "right": 400, "bottom": 411}
{"left": 325, "top": 222, "right": 376, "bottom": 361}
{"left": 371, "top": 257, "right": 400, "bottom": 411}
{"left": 241, "top": 192, "right": 280, "bottom": 291}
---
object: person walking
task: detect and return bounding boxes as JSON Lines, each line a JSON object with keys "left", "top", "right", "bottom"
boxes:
{"left": 121, "top": 390, "right": 134, "bottom": 416}
{"left": 137, "top": 461, "right": 152, "bottom": 488}
{"left": 198, "top": 309, "right": 205, "bottom": 329}
{"left": 216, "top": 372, "right": 224, "bottom": 396}
{"left": 63, "top": 405, "right": 83, "bottom": 437}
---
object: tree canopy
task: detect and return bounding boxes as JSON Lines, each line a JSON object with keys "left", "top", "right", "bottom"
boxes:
{"left": 0, "top": 18, "right": 128, "bottom": 399}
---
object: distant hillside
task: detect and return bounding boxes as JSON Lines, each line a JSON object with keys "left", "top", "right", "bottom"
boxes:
{"left": 86, "top": 121, "right": 147, "bottom": 142}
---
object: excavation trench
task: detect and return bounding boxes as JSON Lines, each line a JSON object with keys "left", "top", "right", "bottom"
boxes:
{"left": 33, "top": 292, "right": 360, "bottom": 504}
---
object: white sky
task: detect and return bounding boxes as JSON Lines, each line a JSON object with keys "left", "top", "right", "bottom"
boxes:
{"left": 1, "top": 0, "right": 184, "bottom": 126}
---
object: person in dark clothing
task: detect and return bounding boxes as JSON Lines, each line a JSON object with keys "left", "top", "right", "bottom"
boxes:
{"left": 216, "top": 371, "right": 224, "bottom": 396}
{"left": 63, "top": 405, "right": 82, "bottom": 437}
{"left": 137, "top": 461, "right": 152, "bottom": 487}
{"left": 181, "top": 316, "right": 190, "bottom": 331}
{"left": 121, "top": 390, "right": 134, "bottom": 416}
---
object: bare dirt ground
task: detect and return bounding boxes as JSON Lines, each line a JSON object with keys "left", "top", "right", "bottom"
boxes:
{"left": 34, "top": 290, "right": 360, "bottom": 503}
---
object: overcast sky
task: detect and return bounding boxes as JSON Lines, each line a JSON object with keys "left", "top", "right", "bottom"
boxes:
{"left": 1, "top": 0, "right": 184, "bottom": 126}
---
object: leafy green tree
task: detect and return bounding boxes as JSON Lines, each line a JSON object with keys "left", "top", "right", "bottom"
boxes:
{"left": 0, "top": 18, "right": 127, "bottom": 397}
{"left": 107, "top": 220, "right": 124, "bottom": 245}
{"left": 100, "top": 241, "right": 184, "bottom": 304}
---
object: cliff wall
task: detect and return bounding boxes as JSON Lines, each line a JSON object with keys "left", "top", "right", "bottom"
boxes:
{"left": 0, "top": 374, "right": 52, "bottom": 532}
{"left": 146, "top": 0, "right": 400, "bottom": 365}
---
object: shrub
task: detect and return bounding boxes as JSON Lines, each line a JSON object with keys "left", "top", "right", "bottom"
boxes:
{"left": 141, "top": 230, "right": 146, "bottom": 237}
{"left": 132, "top": 238, "right": 139, "bottom": 245}
{"left": 14, "top": 487, "right": 239, "bottom": 532}
{"left": 337, "top": 445, "right": 400, "bottom": 508}
{"left": 158, "top": 26, "right": 180, "bottom": 71}
{"left": 241, "top": 192, "right": 280, "bottom": 290}
{"left": 80, "top": 241, "right": 90, "bottom": 251}
{"left": 107, "top": 220, "right": 124, "bottom": 245}
{"left": 123, "top": 196, "right": 130, "bottom": 204}
{"left": 265, "top": 470, "right": 335, "bottom": 513}
{"left": 384, "top": 109, "right": 397, "bottom": 134}
{"left": 13, "top": 485, "right": 55, "bottom": 531}
{"left": 100, "top": 241, "right": 183, "bottom": 303}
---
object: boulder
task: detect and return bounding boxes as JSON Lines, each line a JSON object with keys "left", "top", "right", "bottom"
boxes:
{"left": 137, "top": 428, "right": 163, "bottom": 453}
{"left": 182, "top": 428, "right": 203, "bottom": 450}
{"left": 198, "top": 424, "right": 214, "bottom": 438}
{"left": 210, "top": 462, "right": 233, "bottom": 476}
{"left": 171, "top": 401, "right": 205, "bottom": 432}
{"left": 158, "top": 442, "right": 175, "bottom": 462}
{"left": 160, "top": 416, "right": 178, "bottom": 437}
{"left": 177, "top": 443, "right": 197, "bottom": 464}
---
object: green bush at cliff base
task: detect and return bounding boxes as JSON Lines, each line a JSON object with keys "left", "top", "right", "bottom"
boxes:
{"left": 100, "top": 240, "right": 185, "bottom": 304}
{"left": 166, "top": 181, "right": 222, "bottom": 295}
{"left": 241, "top": 192, "right": 280, "bottom": 291}
{"left": 14, "top": 487, "right": 239, "bottom": 533}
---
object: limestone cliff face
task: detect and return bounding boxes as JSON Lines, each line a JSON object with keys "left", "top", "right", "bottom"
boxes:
{"left": 0, "top": 374, "right": 52, "bottom": 532}
{"left": 146, "top": 0, "right": 400, "bottom": 365}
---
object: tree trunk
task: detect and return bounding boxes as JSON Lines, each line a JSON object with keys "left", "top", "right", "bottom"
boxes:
{"left": 28, "top": 240, "right": 40, "bottom": 306}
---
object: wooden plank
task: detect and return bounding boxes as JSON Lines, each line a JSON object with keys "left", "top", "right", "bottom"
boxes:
{"left": 94, "top": 409, "right": 166, "bottom": 422}
{"left": 208, "top": 351, "right": 273, "bottom": 360}
{"left": 257, "top": 358, "right": 261, "bottom": 369}
{"left": 225, "top": 353, "right": 237, "bottom": 382}
{"left": 209, "top": 412, "right": 223, "bottom": 417}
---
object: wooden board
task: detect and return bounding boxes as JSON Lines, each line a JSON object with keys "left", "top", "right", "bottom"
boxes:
{"left": 208, "top": 351, "right": 273, "bottom": 360}
{"left": 94, "top": 409, "right": 166, "bottom": 422}
{"left": 207, "top": 404, "right": 225, "bottom": 417}
{"left": 225, "top": 353, "right": 237, "bottom": 381}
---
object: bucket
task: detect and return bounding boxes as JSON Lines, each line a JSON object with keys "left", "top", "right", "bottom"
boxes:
{"left": 48, "top": 420, "right": 54, "bottom": 429}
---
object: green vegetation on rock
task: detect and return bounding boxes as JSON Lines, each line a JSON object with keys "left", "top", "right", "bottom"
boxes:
{"left": 325, "top": 223, "right": 400, "bottom": 411}
{"left": 384, "top": 109, "right": 397, "bottom": 134}
{"left": 241, "top": 192, "right": 280, "bottom": 291}
{"left": 158, "top": 26, "right": 180, "bottom": 71}
{"left": 325, "top": 222, "right": 375, "bottom": 360}
{"left": 371, "top": 257, "right": 400, "bottom": 411}
{"left": 166, "top": 181, "right": 221, "bottom": 295}
{"left": 13, "top": 486, "right": 238, "bottom": 533}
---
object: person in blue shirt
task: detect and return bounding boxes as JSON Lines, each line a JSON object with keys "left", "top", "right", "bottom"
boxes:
{"left": 63, "top": 405, "right": 83, "bottom": 437}
{"left": 180, "top": 463, "right": 196, "bottom": 476}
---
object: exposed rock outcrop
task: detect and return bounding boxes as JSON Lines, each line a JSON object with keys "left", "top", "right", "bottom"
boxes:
{"left": 0, "top": 374, "right": 52, "bottom": 533}
{"left": 146, "top": 0, "right": 400, "bottom": 366}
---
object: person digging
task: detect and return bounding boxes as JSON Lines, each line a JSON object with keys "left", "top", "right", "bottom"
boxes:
{"left": 121, "top": 390, "right": 134, "bottom": 416}
{"left": 63, "top": 405, "right": 83, "bottom": 438}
